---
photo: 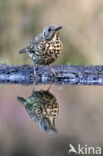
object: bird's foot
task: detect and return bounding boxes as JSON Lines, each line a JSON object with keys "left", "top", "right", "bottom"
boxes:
{"left": 49, "top": 65, "right": 56, "bottom": 77}
{"left": 33, "top": 74, "right": 38, "bottom": 91}
{"left": 47, "top": 65, "right": 57, "bottom": 91}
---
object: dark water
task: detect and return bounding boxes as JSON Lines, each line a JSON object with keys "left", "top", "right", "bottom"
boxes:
{"left": 0, "top": 84, "right": 103, "bottom": 156}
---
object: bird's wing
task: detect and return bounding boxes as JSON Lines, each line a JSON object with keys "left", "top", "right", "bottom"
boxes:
{"left": 31, "top": 33, "right": 43, "bottom": 44}
{"left": 19, "top": 33, "right": 44, "bottom": 54}
{"left": 28, "top": 33, "right": 43, "bottom": 51}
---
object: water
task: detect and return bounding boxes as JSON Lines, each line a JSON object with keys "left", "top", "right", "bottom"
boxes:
{"left": 0, "top": 84, "right": 103, "bottom": 156}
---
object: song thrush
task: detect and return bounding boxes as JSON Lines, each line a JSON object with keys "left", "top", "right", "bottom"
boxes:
{"left": 18, "top": 24, "right": 63, "bottom": 87}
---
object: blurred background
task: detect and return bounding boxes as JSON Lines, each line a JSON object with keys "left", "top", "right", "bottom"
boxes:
{"left": 1, "top": 0, "right": 103, "bottom": 65}
{"left": 1, "top": 0, "right": 103, "bottom": 155}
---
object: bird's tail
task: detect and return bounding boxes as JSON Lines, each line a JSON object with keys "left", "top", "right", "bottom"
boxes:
{"left": 17, "top": 96, "right": 27, "bottom": 105}
{"left": 19, "top": 47, "right": 29, "bottom": 54}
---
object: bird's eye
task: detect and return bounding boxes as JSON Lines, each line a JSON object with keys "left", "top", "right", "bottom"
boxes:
{"left": 48, "top": 28, "right": 51, "bottom": 32}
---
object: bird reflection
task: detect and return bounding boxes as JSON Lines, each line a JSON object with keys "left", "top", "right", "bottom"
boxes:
{"left": 17, "top": 89, "right": 59, "bottom": 133}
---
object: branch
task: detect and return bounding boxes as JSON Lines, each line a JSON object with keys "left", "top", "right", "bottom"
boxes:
{"left": 0, "top": 64, "right": 103, "bottom": 85}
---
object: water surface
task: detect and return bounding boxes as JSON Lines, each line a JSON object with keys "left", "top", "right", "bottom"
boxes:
{"left": 0, "top": 84, "right": 103, "bottom": 156}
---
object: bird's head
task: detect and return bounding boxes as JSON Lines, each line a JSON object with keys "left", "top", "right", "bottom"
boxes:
{"left": 43, "top": 24, "right": 62, "bottom": 40}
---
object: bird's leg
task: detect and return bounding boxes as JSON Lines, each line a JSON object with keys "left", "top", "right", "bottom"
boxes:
{"left": 33, "top": 63, "right": 36, "bottom": 75}
{"left": 49, "top": 65, "right": 56, "bottom": 77}
{"left": 47, "top": 83, "right": 52, "bottom": 91}
{"left": 47, "top": 65, "right": 57, "bottom": 91}
{"left": 32, "top": 63, "right": 37, "bottom": 91}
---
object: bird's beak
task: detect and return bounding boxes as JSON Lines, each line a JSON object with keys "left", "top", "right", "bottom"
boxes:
{"left": 55, "top": 26, "right": 62, "bottom": 31}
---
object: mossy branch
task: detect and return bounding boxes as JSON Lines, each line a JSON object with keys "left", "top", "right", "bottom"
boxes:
{"left": 0, "top": 64, "right": 103, "bottom": 85}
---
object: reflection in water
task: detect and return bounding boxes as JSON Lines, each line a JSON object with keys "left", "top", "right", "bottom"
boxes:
{"left": 17, "top": 89, "right": 59, "bottom": 132}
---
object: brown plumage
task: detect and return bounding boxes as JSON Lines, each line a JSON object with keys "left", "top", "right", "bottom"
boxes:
{"left": 17, "top": 89, "right": 59, "bottom": 132}
{"left": 18, "top": 25, "right": 63, "bottom": 87}
{"left": 19, "top": 25, "right": 63, "bottom": 65}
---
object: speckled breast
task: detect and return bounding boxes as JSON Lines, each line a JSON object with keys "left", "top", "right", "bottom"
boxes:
{"left": 29, "top": 39, "right": 63, "bottom": 65}
{"left": 25, "top": 90, "right": 59, "bottom": 119}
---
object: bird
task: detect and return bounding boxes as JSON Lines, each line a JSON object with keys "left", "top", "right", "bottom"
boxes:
{"left": 17, "top": 89, "right": 59, "bottom": 132}
{"left": 18, "top": 24, "right": 63, "bottom": 86}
